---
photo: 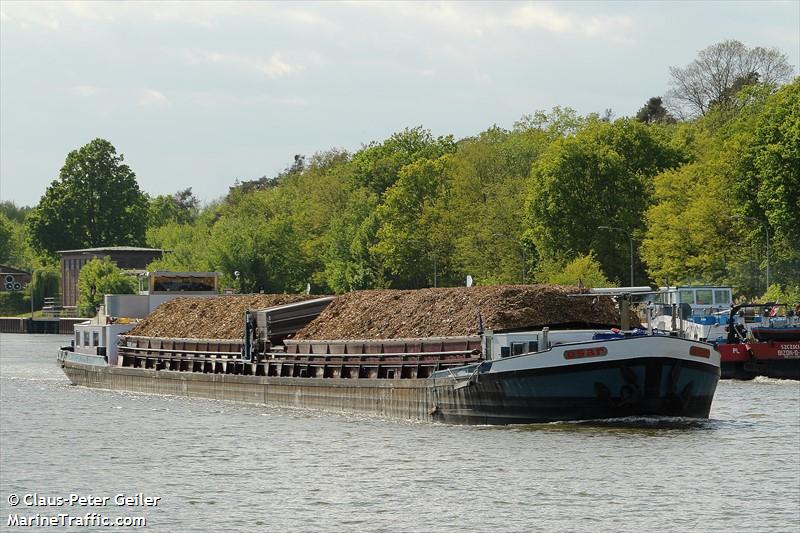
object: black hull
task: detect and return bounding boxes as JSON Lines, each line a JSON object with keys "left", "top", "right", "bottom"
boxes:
{"left": 721, "top": 360, "right": 800, "bottom": 381}
{"left": 59, "top": 352, "right": 719, "bottom": 425}
{"left": 431, "top": 357, "right": 719, "bottom": 425}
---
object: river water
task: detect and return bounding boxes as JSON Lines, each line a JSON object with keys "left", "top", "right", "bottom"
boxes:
{"left": 1, "top": 334, "right": 798, "bottom": 532}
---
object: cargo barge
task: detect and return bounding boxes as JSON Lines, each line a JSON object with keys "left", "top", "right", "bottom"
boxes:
{"left": 717, "top": 303, "right": 800, "bottom": 380}
{"left": 58, "top": 282, "right": 721, "bottom": 425}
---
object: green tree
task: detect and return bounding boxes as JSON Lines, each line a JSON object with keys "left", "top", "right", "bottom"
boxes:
{"left": 373, "top": 156, "right": 454, "bottom": 288}
{"left": 535, "top": 253, "right": 611, "bottom": 287}
{"left": 0, "top": 201, "right": 31, "bottom": 223}
{"left": 0, "top": 213, "right": 12, "bottom": 264}
{"left": 0, "top": 212, "right": 41, "bottom": 270}
{"left": 641, "top": 79, "right": 792, "bottom": 297}
{"left": 77, "top": 257, "right": 138, "bottom": 317}
{"left": 641, "top": 159, "right": 739, "bottom": 286}
{"left": 322, "top": 190, "right": 382, "bottom": 292}
{"left": 734, "top": 79, "right": 800, "bottom": 286}
{"left": 27, "top": 139, "right": 149, "bottom": 257}
{"left": 763, "top": 283, "right": 800, "bottom": 305}
{"left": 206, "top": 192, "right": 309, "bottom": 293}
{"left": 635, "top": 97, "right": 675, "bottom": 124}
{"left": 147, "top": 187, "right": 200, "bottom": 228}
{"left": 444, "top": 126, "right": 548, "bottom": 285}
{"left": 525, "top": 118, "right": 683, "bottom": 284}
{"left": 145, "top": 219, "right": 213, "bottom": 273}
{"left": 350, "top": 127, "right": 456, "bottom": 196}
{"left": 29, "top": 266, "right": 61, "bottom": 310}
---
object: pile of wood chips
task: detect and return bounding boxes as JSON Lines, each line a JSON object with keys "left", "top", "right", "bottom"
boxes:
{"left": 126, "top": 294, "right": 314, "bottom": 339}
{"left": 294, "top": 284, "right": 638, "bottom": 340}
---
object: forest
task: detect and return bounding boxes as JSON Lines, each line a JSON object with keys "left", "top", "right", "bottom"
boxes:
{"left": 2, "top": 40, "right": 798, "bottom": 314}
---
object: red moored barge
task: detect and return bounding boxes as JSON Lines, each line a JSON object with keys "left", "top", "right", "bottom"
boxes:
{"left": 717, "top": 304, "right": 800, "bottom": 380}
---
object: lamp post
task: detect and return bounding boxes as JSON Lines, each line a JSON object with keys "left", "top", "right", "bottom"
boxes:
{"left": 234, "top": 271, "right": 241, "bottom": 294}
{"left": 492, "top": 233, "right": 527, "bottom": 284}
{"left": 729, "top": 215, "right": 770, "bottom": 291}
{"left": 598, "top": 226, "right": 634, "bottom": 287}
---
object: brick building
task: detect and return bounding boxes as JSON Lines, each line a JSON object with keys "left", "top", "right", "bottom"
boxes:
{"left": 0, "top": 265, "right": 32, "bottom": 292}
{"left": 58, "top": 247, "right": 164, "bottom": 307}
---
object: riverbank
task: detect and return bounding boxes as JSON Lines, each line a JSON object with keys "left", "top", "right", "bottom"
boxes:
{"left": 0, "top": 317, "right": 84, "bottom": 334}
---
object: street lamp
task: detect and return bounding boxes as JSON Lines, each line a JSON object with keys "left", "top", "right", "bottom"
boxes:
{"left": 492, "top": 233, "right": 527, "bottom": 284}
{"left": 597, "top": 226, "right": 634, "bottom": 287}
{"left": 729, "top": 215, "right": 770, "bottom": 291}
{"left": 233, "top": 271, "right": 241, "bottom": 294}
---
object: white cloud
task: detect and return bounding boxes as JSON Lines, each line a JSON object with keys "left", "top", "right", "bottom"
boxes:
{"left": 185, "top": 91, "right": 308, "bottom": 108}
{"left": 71, "top": 85, "right": 102, "bottom": 97}
{"left": 137, "top": 89, "right": 168, "bottom": 107}
{"left": 0, "top": 4, "right": 61, "bottom": 31}
{"left": 69, "top": 85, "right": 169, "bottom": 107}
{"left": 1, "top": 1, "right": 339, "bottom": 31}
{"left": 360, "top": 2, "right": 635, "bottom": 43}
{"left": 184, "top": 49, "right": 305, "bottom": 79}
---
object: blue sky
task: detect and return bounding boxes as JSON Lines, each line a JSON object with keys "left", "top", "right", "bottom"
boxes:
{"left": 1, "top": 1, "right": 798, "bottom": 207}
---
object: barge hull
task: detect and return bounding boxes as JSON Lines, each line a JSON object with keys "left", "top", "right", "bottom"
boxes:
{"left": 432, "top": 357, "right": 718, "bottom": 425}
{"left": 59, "top": 351, "right": 718, "bottom": 425}
{"left": 59, "top": 356, "right": 436, "bottom": 421}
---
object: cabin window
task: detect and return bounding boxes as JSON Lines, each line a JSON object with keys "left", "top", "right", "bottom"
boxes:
{"left": 83, "top": 331, "right": 89, "bottom": 346}
{"left": 696, "top": 290, "right": 713, "bottom": 305}
{"left": 500, "top": 346, "right": 511, "bottom": 358}
{"left": 529, "top": 341, "right": 538, "bottom": 352}
{"left": 511, "top": 342, "right": 526, "bottom": 356}
{"left": 92, "top": 331, "right": 99, "bottom": 347}
{"left": 679, "top": 290, "right": 695, "bottom": 304}
{"left": 75, "top": 332, "right": 80, "bottom": 346}
{"left": 714, "top": 289, "right": 730, "bottom": 305}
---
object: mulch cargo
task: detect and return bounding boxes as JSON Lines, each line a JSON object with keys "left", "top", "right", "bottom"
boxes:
{"left": 294, "top": 285, "right": 638, "bottom": 340}
{"left": 127, "top": 294, "right": 314, "bottom": 339}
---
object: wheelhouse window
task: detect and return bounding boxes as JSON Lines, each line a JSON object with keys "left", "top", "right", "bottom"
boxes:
{"left": 83, "top": 331, "right": 89, "bottom": 346}
{"left": 511, "top": 342, "right": 527, "bottom": 356}
{"left": 679, "top": 290, "right": 695, "bottom": 304}
{"left": 92, "top": 331, "right": 99, "bottom": 347}
{"left": 695, "top": 290, "right": 713, "bottom": 305}
{"left": 714, "top": 289, "right": 731, "bottom": 306}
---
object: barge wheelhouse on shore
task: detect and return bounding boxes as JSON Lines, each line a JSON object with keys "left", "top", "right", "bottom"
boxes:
{"left": 59, "top": 286, "right": 721, "bottom": 425}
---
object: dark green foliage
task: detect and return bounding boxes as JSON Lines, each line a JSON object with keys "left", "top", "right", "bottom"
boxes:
{"left": 227, "top": 155, "right": 306, "bottom": 199}
{"left": 526, "top": 118, "right": 684, "bottom": 284}
{"left": 0, "top": 291, "right": 29, "bottom": 316}
{"left": 27, "top": 139, "right": 149, "bottom": 258}
{"left": 0, "top": 201, "right": 31, "bottom": 223}
{"left": 636, "top": 97, "right": 675, "bottom": 124}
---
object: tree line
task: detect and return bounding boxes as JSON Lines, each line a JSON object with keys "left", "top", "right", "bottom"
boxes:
{"left": 2, "top": 39, "right": 798, "bottom": 312}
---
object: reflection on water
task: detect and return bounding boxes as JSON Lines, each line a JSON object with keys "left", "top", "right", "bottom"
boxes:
{"left": 1, "top": 333, "right": 799, "bottom": 532}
